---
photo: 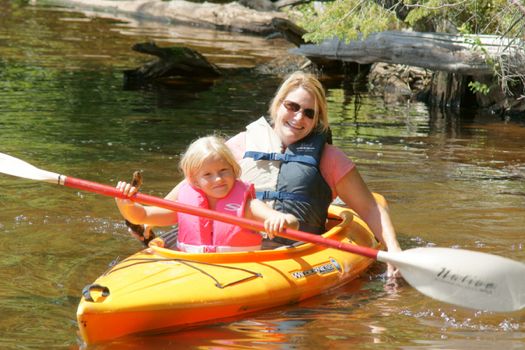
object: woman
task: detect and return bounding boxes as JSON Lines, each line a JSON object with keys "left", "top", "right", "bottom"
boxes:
{"left": 135, "top": 71, "right": 401, "bottom": 276}
{"left": 226, "top": 71, "right": 401, "bottom": 276}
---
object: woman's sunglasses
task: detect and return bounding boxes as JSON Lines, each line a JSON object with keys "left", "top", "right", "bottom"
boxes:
{"left": 282, "top": 100, "right": 315, "bottom": 119}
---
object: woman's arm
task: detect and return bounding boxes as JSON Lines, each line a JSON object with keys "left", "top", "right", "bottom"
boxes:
{"left": 334, "top": 168, "right": 401, "bottom": 276}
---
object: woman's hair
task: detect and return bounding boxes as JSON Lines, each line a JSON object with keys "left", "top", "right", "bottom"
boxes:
{"left": 268, "top": 71, "right": 329, "bottom": 132}
{"left": 179, "top": 135, "right": 241, "bottom": 181}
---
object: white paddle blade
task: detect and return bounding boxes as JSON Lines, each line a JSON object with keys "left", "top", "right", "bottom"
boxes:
{"left": 0, "top": 153, "right": 61, "bottom": 183}
{"left": 378, "top": 247, "right": 525, "bottom": 312}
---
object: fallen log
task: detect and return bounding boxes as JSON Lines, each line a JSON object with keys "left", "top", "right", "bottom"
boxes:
{"left": 271, "top": 18, "right": 307, "bottom": 47}
{"left": 292, "top": 31, "right": 525, "bottom": 114}
{"left": 291, "top": 31, "right": 525, "bottom": 114}
{"left": 37, "top": 0, "right": 287, "bottom": 35}
{"left": 291, "top": 31, "right": 525, "bottom": 76}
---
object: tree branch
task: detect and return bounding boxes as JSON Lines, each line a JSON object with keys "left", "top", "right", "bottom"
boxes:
{"left": 509, "top": 0, "right": 525, "bottom": 17}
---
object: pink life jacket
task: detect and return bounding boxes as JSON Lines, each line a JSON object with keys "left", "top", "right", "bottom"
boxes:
{"left": 176, "top": 180, "right": 262, "bottom": 252}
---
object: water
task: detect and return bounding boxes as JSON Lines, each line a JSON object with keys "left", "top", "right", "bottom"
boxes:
{"left": 0, "top": 1, "right": 524, "bottom": 349}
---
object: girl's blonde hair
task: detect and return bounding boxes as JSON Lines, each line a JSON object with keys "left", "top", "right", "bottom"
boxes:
{"left": 179, "top": 135, "right": 241, "bottom": 182}
{"left": 268, "top": 71, "right": 329, "bottom": 133}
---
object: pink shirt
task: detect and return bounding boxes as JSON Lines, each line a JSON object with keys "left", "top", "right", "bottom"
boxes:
{"left": 226, "top": 132, "right": 355, "bottom": 199}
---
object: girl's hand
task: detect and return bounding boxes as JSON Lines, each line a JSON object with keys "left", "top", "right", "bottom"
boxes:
{"left": 115, "top": 181, "right": 138, "bottom": 206}
{"left": 116, "top": 181, "right": 138, "bottom": 196}
{"left": 263, "top": 213, "right": 299, "bottom": 239}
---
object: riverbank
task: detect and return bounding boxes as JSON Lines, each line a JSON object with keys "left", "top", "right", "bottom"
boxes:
{"left": 34, "top": 0, "right": 524, "bottom": 116}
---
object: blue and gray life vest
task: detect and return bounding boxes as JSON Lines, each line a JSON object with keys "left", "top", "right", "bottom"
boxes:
{"left": 240, "top": 117, "right": 332, "bottom": 244}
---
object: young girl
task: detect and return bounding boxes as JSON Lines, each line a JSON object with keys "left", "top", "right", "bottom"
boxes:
{"left": 115, "top": 135, "right": 299, "bottom": 253}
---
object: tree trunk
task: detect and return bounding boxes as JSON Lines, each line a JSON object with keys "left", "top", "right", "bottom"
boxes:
{"left": 37, "top": 0, "right": 287, "bottom": 35}
{"left": 292, "top": 31, "right": 525, "bottom": 115}
{"left": 291, "top": 31, "right": 524, "bottom": 75}
{"left": 429, "top": 72, "right": 465, "bottom": 109}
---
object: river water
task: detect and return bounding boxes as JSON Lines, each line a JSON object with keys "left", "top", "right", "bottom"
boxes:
{"left": 0, "top": 1, "right": 524, "bottom": 349}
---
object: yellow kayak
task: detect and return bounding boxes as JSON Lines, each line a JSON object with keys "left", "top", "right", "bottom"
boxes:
{"left": 77, "top": 204, "right": 380, "bottom": 345}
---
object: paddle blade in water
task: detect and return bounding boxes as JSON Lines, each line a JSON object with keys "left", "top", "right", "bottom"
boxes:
{"left": 0, "top": 152, "right": 61, "bottom": 183}
{"left": 378, "top": 247, "right": 525, "bottom": 312}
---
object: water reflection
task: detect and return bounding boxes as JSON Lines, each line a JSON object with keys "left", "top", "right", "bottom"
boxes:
{"left": 90, "top": 320, "right": 291, "bottom": 350}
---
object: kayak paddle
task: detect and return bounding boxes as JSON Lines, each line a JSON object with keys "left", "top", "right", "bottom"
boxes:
{"left": 1, "top": 152, "right": 524, "bottom": 313}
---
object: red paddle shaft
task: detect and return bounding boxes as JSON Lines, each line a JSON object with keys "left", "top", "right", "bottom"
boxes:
{"left": 64, "top": 176, "right": 379, "bottom": 259}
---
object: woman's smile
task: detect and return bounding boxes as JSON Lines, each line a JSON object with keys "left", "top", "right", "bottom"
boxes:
{"left": 285, "top": 119, "right": 305, "bottom": 130}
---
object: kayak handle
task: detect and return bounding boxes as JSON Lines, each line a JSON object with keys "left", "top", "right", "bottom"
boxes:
{"left": 82, "top": 284, "right": 110, "bottom": 302}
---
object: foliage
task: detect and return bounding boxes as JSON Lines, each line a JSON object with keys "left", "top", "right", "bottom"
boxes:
{"left": 468, "top": 81, "right": 491, "bottom": 95}
{"left": 296, "top": 0, "right": 525, "bottom": 98}
{"left": 404, "top": 0, "right": 512, "bottom": 34}
{"left": 298, "top": 0, "right": 524, "bottom": 42}
{"left": 299, "top": 1, "right": 402, "bottom": 43}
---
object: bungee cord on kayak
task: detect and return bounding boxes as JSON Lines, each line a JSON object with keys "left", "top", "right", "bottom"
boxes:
{"left": 101, "top": 256, "right": 263, "bottom": 289}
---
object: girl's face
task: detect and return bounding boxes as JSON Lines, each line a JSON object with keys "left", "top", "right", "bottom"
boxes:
{"left": 192, "top": 155, "right": 235, "bottom": 200}
{"left": 274, "top": 87, "right": 317, "bottom": 147}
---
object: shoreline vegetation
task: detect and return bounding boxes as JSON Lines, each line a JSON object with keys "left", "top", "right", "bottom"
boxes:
{"left": 36, "top": 0, "right": 525, "bottom": 117}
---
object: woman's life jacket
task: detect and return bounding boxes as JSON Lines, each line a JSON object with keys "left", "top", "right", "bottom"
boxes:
{"left": 240, "top": 117, "right": 333, "bottom": 244}
{"left": 176, "top": 180, "right": 262, "bottom": 253}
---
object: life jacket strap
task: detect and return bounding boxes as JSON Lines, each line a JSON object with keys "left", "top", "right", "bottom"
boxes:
{"left": 256, "top": 190, "right": 310, "bottom": 202}
{"left": 244, "top": 151, "right": 317, "bottom": 166}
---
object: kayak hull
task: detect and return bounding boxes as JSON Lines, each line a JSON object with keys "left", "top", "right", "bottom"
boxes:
{"left": 77, "top": 205, "right": 380, "bottom": 344}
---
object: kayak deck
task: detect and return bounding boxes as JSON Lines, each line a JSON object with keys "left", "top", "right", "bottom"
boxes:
{"left": 77, "top": 205, "right": 380, "bottom": 344}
